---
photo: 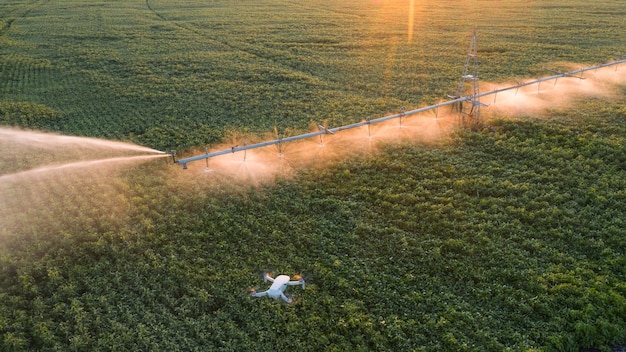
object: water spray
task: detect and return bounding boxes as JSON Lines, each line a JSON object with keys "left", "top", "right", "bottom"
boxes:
{"left": 1, "top": 154, "right": 168, "bottom": 181}
{"left": 543, "top": 67, "right": 586, "bottom": 86}
{"left": 172, "top": 55, "right": 626, "bottom": 169}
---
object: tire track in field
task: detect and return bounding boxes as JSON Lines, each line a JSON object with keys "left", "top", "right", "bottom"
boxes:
{"left": 288, "top": 2, "right": 366, "bottom": 20}
{"left": 142, "top": 0, "right": 423, "bottom": 105}
{"left": 0, "top": 0, "right": 49, "bottom": 37}
{"left": 144, "top": 0, "right": 335, "bottom": 88}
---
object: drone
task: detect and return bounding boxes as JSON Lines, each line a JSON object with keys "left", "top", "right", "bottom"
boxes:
{"left": 250, "top": 273, "right": 305, "bottom": 303}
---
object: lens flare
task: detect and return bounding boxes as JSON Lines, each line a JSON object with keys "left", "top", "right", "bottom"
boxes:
{"left": 407, "top": 0, "right": 415, "bottom": 44}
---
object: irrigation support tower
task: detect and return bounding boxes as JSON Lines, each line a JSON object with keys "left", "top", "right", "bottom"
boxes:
{"left": 454, "top": 29, "right": 487, "bottom": 129}
{"left": 173, "top": 56, "right": 626, "bottom": 169}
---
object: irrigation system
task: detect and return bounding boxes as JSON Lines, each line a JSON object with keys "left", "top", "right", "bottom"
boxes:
{"left": 172, "top": 53, "right": 626, "bottom": 169}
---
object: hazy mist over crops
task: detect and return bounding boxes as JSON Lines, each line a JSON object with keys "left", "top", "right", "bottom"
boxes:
{"left": 1, "top": 0, "right": 625, "bottom": 351}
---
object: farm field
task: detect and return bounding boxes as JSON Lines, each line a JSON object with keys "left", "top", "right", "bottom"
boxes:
{"left": 1, "top": 0, "right": 626, "bottom": 351}
{"left": 1, "top": 0, "right": 625, "bottom": 150}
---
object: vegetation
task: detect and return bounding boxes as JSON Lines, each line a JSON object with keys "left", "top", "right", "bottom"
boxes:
{"left": 1, "top": 0, "right": 625, "bottom": 351}
{"left": 1, "top": 0, "right": 625, "bottom": 150}
{"left": 2, "top": 97, "right": 625, "bottom": 351}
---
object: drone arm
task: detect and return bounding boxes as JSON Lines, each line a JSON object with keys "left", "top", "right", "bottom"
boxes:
{"left": 280, "top": 293, "right": 293, "bottom": 303}
{"left": 251, "top": 290, "right": 268, "bottom": 297}
{"left": 264, "top": 273, "right": 275, "bottom": 283}
{"left": 287, "top": 279, "right": 305, "bottom": 289}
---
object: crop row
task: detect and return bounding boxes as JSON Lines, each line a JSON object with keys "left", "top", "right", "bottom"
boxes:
{"left": 2, "top": 0, "right": 625, "bottom": 151}
{"left": 2, "top": 94, "right": 625, "bottom": 350}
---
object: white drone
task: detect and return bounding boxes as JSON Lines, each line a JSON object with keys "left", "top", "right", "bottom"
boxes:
{"left": 251, "top": 273, "right": 305, "bottom": 303}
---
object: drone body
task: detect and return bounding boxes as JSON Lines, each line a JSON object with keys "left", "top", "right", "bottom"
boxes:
{"left": 251, "top": 273, "right": 305, "bottom": 303}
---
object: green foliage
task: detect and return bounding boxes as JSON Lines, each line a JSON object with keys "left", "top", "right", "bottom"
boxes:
{"left": 1, "top": 0, "right": 625, "bottom": 150}
{"left": 1, "top": 0, "right": 626, "bottom": 351}
{"left": 0, "top": 101, "right": 60, "bottom": 129}
{"left": 1, "top": 97, "right": 626, "bottom": 350}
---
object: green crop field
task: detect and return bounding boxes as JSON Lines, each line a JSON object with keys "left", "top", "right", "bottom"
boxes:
{"left": 1, "top": 0, "right": 625, "bottom": 351}
{"left": 2, "top": 0, "right": 624, "bottom": 150}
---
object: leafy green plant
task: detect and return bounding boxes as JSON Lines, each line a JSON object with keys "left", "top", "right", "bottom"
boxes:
{"left": 1, "top": 0, "right": 626, "bottom": 351}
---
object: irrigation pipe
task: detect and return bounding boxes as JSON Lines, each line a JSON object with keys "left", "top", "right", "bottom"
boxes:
{"left": 174, "top": 58, "right": 626, "bottom": 169}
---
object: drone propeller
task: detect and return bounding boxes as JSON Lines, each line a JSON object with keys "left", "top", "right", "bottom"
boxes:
{"left": 294, "top": 272, "right": 311, "bottom": 288}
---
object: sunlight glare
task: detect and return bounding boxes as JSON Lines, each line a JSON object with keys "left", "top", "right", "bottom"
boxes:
{"left": 408, "top": 0, "right": 415, "bottom": 43}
